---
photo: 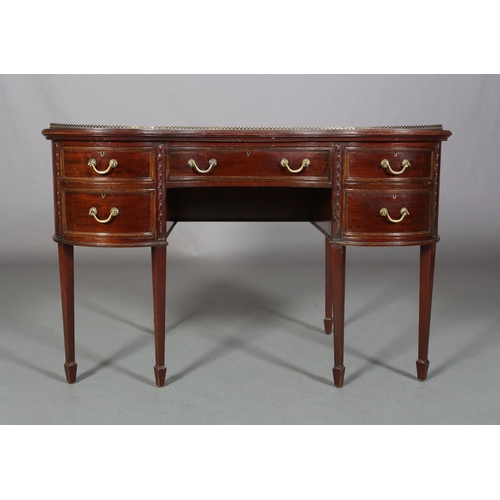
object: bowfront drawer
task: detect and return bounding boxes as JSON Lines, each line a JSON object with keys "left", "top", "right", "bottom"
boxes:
{"left": 62, "top": 190, "right": 155, "bottom": 238}
{"left": 60, "top": 146, "right": 155, "bottom": 181}
{"left": 345, "top": 191, "right": 432, "bottom": 238}
{"left": 167, "top": 147, "right": 331, "bottom": 184}
{"left": 345, "top": 146, "right": 434, "bottom": 181}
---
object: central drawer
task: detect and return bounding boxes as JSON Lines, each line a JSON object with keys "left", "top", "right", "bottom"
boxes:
{"left": 167, "top": 146, "right": 331, "bottom": 185}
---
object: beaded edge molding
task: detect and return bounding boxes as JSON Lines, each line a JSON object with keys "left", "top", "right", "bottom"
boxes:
{"left": 49, "top": 123, "right": 444, "bottom": 131}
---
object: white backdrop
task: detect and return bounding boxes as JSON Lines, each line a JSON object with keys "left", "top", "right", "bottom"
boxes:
{"left": 0, "top": 74, "right": 498, "bottom": 266}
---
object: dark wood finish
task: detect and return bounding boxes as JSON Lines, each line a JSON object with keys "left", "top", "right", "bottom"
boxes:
{"left": 345, "top": 144, "right": 434, "bottom": 181}
{"left": 331, "top": 243, "right": 346, "bottom": 387}
{"left": 345, "top": 191, "right": 431, "bottom": 239}
{"left": 417, "top": 242, "right": 436, "bottom": 381}
{"left": 167, "top": 187, "right": 332, "bottom": 222}
{"left": 43, "top": 125, "right": 451, "bottom": 388}
{"left": 60, "top": 145, "right": 155, "bottom": 181}
{"left": 167, "top": 145, "right": 331, "bottom": 186}
{"left": 57, "top": 244, "right": 76, "bottom": 383}
{"left": 62, "top": 191, "right": 155, "bottom": 238}
{"left": 324, "top": 237, "right": 333, "bottom": 334}
{"left": 152, "top": 246, "right": 167, "bottom": 388}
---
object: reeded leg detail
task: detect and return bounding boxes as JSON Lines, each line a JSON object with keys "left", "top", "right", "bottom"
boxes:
{"left": 58, "top": 244, "right": 77, "bottom": 384}
{"left": 152, "top": 246, "right": 167, "bottom": 388}
{"left": 417, "top": 243, "right": 436, "bottom": 382}
{"left": 331, "top": 243, "right": 346, "bottom": 388}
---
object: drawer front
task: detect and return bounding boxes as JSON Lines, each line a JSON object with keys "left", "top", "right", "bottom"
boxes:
{"left": 167, "top": 147, "right": 331, "bottom": 182}
{"left": 61, "top": 146, "right": 155, "bottom": 181}
{"left": 345, "top": 146, "right": 434, "bottom": 181}
{"left": 62, "top": 191, "right": 155, "bottom": 237}
{"left": 345, "top": 191, "right": 432, "bottom": 237}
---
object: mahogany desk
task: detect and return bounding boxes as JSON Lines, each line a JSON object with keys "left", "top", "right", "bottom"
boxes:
{"left": 42, "top": 124, "right": 452, "bottom": 387}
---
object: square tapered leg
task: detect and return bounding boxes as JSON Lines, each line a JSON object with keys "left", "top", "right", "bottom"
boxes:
{"left": 330, "top": 242, "right": 346, "bottom": 388}
{"left": 152, "top": 246, "right": 167, "bottom": 387}
{"left": 58, "top": 244, "right": 77, "bottom": 384}
{"left": 417, "top": 243, "right": 436, "bottom": 381}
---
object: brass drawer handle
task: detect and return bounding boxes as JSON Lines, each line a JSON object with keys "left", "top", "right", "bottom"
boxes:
{"left": 379, "top": 207, "right": 409, "bottom": 223}
{"left": 187, "top": 158, "right": 217, "bottom": 174}
{"left": 280, "top": 158, "right": 311, "bottom": 174}
{"left": 88, "top": 158, "right": 118, "bottom": 175}
{"left": 380, "top": 158, "right": 410, "bottom": 175}
{"left": 88, "top": 206, "right": 119, "bottom": 223}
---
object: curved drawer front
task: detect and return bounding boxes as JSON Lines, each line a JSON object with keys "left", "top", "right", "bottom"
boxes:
{"left": 167, "top": 147, "right": 331, "bottom": 184}
{"left": 60, "top": 146, "right": 155, "bottom": 181}
{"left": 345, "top": 145, "right": 434, "bottom": 181}
{"left": 345, "top": 191, "right": 432, "bottom": 239}
{"left": 62, "top": 191, "right": 155, "bottom": 239}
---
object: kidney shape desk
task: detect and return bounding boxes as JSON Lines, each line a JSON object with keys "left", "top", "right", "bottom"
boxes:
{"left": 42, "top": 124, "right": 452, "bottom": 388}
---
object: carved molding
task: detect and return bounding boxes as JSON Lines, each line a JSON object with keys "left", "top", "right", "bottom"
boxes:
{"left": 54, "top": 142, "right": 62, "bottom": 236}
{"left": 333, "top": 143, "right": 342, "bottom": 238}
{"left": 432, "top": 143, "right": 440, "bottom": 237}
{"left": 157, "top": 144, "right": 164, "bottom": 238}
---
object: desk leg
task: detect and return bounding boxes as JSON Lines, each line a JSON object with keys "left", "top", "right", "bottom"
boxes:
{"left": 58, "top": 244, "right": 77, "bottom": 384}
{"left": 152, "top": 246, "right": 167, "bottom": 387}
{"left": 331, "top": 243, "right": 346, "bottom": 388}
{"left": 417, "top": 242, "right": 436, "bottom": 381}
{"left": 324, "top": 237, "right": 333, "bottom": 334}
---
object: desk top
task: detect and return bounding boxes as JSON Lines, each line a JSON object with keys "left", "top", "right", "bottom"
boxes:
{"left": 43, "top": 124, "right": 452, "bottom": 141}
